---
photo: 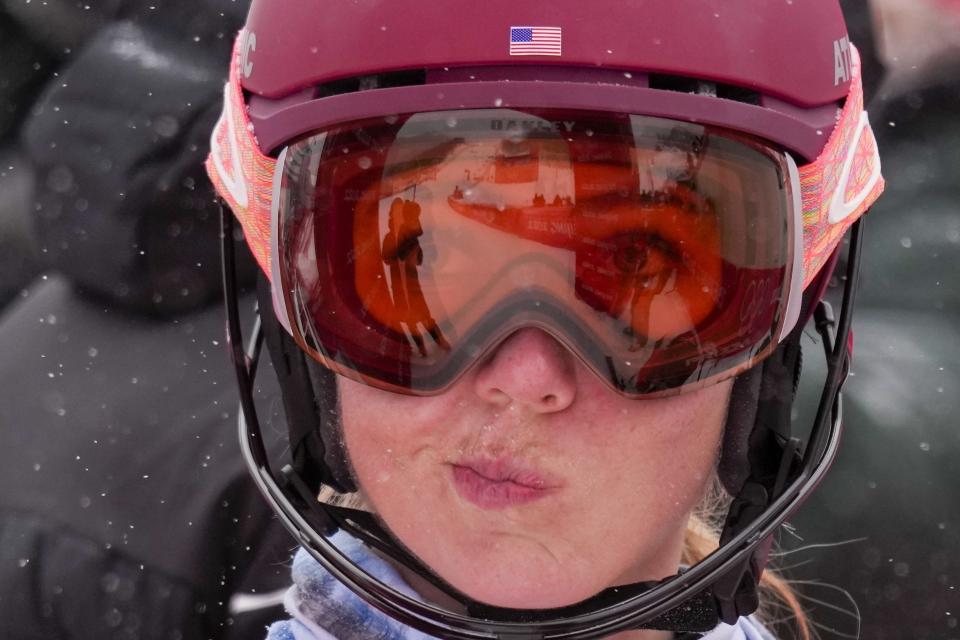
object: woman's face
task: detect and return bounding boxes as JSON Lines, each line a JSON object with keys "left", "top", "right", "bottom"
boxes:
{"left": 339, "top": 327, "right": 731, "bottom": 609}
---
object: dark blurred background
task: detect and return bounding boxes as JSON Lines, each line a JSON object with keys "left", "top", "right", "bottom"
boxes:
{"left": 1, "top": 1, "right": 957, "bottom": 639}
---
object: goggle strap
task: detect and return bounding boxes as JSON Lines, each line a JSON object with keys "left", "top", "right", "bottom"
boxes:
{"left": 798, "top": 45, "right": 884, "bottom": 288}
{"left": 206, "top": 38, "right": 276, "bottom": 275}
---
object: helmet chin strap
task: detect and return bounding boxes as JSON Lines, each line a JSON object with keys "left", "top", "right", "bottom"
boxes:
{"left": 221, "top": 202, "right": 864, "bottom": 638}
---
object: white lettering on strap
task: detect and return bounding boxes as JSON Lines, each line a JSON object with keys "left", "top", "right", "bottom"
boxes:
{"left": 827, "top": 111, "right": 882, "bottom": 224}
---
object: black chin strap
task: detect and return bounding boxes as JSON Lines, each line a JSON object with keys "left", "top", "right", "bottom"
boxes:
{"left": 465, "top": 587, "right": 720, "bottom": 633}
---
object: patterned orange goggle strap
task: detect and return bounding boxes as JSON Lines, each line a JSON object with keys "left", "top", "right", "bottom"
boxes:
{"left": 797, "top": 46, "right": 884, "bottom": 286}
{"left": 207, "top": 41, "right": 883, "bottom": 289}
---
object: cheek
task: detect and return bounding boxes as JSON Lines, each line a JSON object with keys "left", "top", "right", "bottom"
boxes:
{"left": 337, "top": 379, "right": 470, "bottom": 554}
{"left": 578, "top": 380, "right": 728, "bottom": 482}
{"left": 337, "top": 378, "right": 457, "bottom": 497}
{"left": 571, "top": 382, "right": 729, "bottom": 550}
{"left": 646, "top": 385, "right": 728, "bottom": 496}
{"left": 338, "top": 381, "right": 409, "bottom": 483}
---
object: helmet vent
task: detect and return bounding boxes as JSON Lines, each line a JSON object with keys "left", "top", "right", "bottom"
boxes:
{"left": 317, "top": 69, "right": 427, "bottom": 99}
{"left": 648, "top": 73, "right": 761, "bottom": 106}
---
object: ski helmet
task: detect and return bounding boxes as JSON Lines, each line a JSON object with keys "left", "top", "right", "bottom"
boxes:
{"left": 208, "top": 1, "right": 883, "bottom": 636}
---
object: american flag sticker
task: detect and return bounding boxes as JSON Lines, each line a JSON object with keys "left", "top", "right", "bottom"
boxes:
{"left": 509, "top": 26, "right": 562, "bottom": 57}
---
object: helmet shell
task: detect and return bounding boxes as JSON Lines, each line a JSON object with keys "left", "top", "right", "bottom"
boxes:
{"left": 241, "top": 0, "right": 850, "bottom": 107}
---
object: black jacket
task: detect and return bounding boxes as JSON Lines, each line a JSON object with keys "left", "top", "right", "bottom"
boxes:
{"left": 0, "top": 277, "right": 294, "bottom": 640}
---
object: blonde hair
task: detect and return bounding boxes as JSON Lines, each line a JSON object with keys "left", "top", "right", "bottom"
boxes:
{"left": 683, "top": 479, "right": 812, "bottom": 640}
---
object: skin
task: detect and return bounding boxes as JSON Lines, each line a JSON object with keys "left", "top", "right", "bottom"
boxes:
{"left": 338, "top": 327, "right": 732, "bottom": 639}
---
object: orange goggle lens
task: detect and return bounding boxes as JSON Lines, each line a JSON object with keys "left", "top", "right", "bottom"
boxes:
{"left": 276, "top": 109, "right": 795, "bottom": 396}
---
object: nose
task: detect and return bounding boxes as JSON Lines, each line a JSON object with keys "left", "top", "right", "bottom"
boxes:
{"left": 472, "top": 328, "right": 577, "bottom": 413}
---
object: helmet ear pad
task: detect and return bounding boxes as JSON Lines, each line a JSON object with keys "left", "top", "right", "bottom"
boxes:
{"left": 719, "top": 365, "right": 764, "bottom": 496}
{"left": 256, "top": 273, "right": 357, "bottom": 494}
{"left": 718, "top": 332, "right": 802, "bottom": 497}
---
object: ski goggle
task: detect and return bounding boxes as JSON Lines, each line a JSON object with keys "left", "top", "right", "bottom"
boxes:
{"left": 208, "top": 40, "right": 883, "bottom": 398}
{"left": 264, "top": 110, "right": 803, "bottom": 396}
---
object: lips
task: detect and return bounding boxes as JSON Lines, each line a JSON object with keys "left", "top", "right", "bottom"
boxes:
{"left": 450, "top": 457, "right": 560, "bottom": 509}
